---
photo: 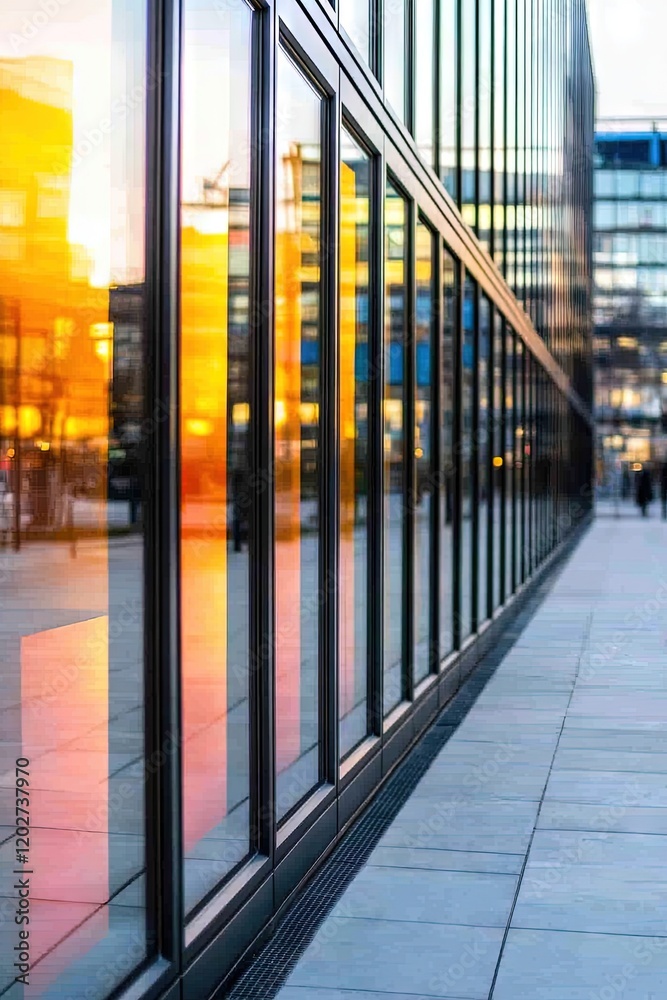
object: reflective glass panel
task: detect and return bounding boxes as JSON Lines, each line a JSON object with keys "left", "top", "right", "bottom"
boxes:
{"left": 180, "top": 0, "right": 254, "bottom": 912}
{"left": 384, "top": 179, "right": 407, "bottom": 713}
{"left": 441, "top": 249, "right": 456, "bottom": 655}
{"left": 414, "top": 220, "right": 434, "bottom": 683}
{"left": 461, "top": 0, "right": 476, "bottom": 225}
{"left": 275, "top": 51, "right": 323, "bottom": 819}
{"left": 0, "top": 1, "right": 148, "bottom": 993}
{"left": 493, "top": 0, "right": 505, "bottom": 271}
{"left": 415, "top": 0, "right": 435, "bottom": 168}
{"left": 478, "top": 0, "right": 492, "bottom": 248}
{"left": 461, "top": 275, "right": 475, "bottom": 640}
{"left": 440, "top": 0, "right": 458, "bottom": 199}
{"left": 384, "top": 0, "right": 407, "bottom": 123}
{"left": 340, "top": 128, "right": 370, "bottom": 758}
{"left": 506, "top": 0, "right": 517, "bottom": 291}
{"left": 340, "top": 0, "right": 370, "bottom": 64}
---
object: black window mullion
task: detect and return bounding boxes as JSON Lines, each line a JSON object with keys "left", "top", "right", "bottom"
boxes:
{"left": 486, "top": 303, "right": 495, "bottom": 621}
{"left": 321, "top": 87, "right": 340, "bottom": 788}
{"left": 471, "top": 281, "right": 479, "bottom": 632}
{"left": 370, "top": 163, "right": 386, "bottom": 734}
{"left": 252, "top": 0, "right": 275, "bottom": 864}
{"left": 145, "top": 0, "right": 183, "bottom": 967}
{"left": 452, "top": 259, "right": 464, "bottom": 648}
{"left": 499, "top": 315, "right": 507, "bottom": 605}
{"left": 404, "top": 199, "right": 416, "bottom": 702}
{"left": 431, "top": 236, "right": 443, "bottom": 669}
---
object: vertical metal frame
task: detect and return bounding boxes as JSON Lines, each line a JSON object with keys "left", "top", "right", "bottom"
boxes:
{"left": 473, "top": 0, "right": 480, "bottom": 235}
{"left": 432, "top": 235, "right": 444, "bottom": 665}
{"left": 455, "top": 0, "right": 463, "bottom": 207}
{"left": 527, "top": 351, "right": 534, "bottom": 575}
{"left": 369, "top": 141, "right": 386, "bottom": 736}
{"left": 371, "top": 0, "right": 382, "bottom": 82}
{"left": 452, "top": 258, "right": 464, "bottom": 648}
{"left": 434, "top": 0, "right": 442, "bottom": 180}
{"left": 254, "top": 0, "right": 276, "bottom": 865}
{"left": 489, "top": 0, "right": 495, "bottom": 261}
{"left": 407, "top": 0, "right": 416, "bottom": 137}
{"left": 498, "top": 314, "right": 507, "bottom": 605}
{"left": 486, "top": 301, "right": 495, "bottom": 620}
{"left": 509, "top": 329, "right": 519, "bottom": 594}
{"left": 321, "top": 39, "right": 342, "bottom": 790}
{"left": 144, "top": 0, "right": 183, "bottom": 969}
{"left": 404, "top": 193, "right": 417, "bottom": 703}
{"left": 413, "top": 217, "right": 440, "bottom": 678}
{"left": 470, "top": 278, "right": 479, "bottom": 633}
{"left": 273, "top": 17, "right": 339, "bottom": 821}
{"left": 520, "top": 339, "right": 527, "bottom": 582}
{"left": 339, "top": 101, "right": 383, "bottom": 752}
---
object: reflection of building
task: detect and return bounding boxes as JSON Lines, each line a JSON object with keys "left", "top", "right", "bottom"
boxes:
{"left": 0, "top": 56, "right": 110, "bottom": 531}
{"left": 593, "top": 120, "right": 667, "bottom": 479}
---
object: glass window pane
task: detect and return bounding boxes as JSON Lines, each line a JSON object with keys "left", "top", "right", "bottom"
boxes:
{"left": 414, "top": 221, "right": 434, "bottom": 683}
{"left": 384, "top": 179, "right": 407, "bottom": 713}
{"left": 340, "top": 129, "right": 370, "bottom": 758}
{"left": 505, "top": 328, "right": 515, "bottom": 596}
{"left": 506, "top": 0, "right": 517, "bottom": 291}
{"left": 595, "top": 171, "right": 615, "bottom": 198}
{"left": 440, "top": 0, "right": 458, "bottom": 199}
{"left": 478, "top": 295, "right": 491, "bottom": 622}
{"left": 180, "top": 0, "right": 254, "bottom": 912}
{"left": 461, "top": 275, "right": 475, "bottom": 640}
{"left": 415, "top": 0, "right": 435, "bottom": 168}
{"left": 275, "top": 51, "right": 323, "bottom": 819}
{"left": 0, "top": 1, "right": 149, "bottom": 992}
{"left": 384, "top": 0, "right": 407, "bottom": 123}
{"left": 461, "top": 0, "right": 476, "bottom": 224}
{"left": 441, "top": 249, "right": 456, "bottom": 655}
{"left": 493, "top": 0, "right": 506, "bottom": 271}
{"left": 478, "top": 0, "right": 492, "bottom": 248}
{"left": 340, "top": 0, "right": 370, "bottom": 64}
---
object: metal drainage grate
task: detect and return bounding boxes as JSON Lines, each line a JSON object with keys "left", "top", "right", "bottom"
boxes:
{"left": 219, "top": 572, "right": 558, "bottom": 1000}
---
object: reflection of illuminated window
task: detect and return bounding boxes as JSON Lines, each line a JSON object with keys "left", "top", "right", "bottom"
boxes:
{"left": 0, "top": 190, "right": 26, "bottom": 227}
{"left": 0, "top": 233, "right": 26, "bottom": 260}
{"left": 617, "top": 337, "right": 638, "bottom": 348}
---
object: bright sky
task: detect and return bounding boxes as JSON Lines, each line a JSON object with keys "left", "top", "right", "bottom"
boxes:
{"left": 587, "top": 0, "right": 667, "bottom": 120}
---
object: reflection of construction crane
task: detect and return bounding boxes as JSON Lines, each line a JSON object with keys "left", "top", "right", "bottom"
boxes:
{"left": 182, "top": 160, "right": 231, "bottom": 208}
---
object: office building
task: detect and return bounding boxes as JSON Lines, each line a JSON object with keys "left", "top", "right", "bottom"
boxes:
{"left": 0, "top": 2, "right": 594, "bottom": 998}
{"left": 594, "top": 119, "right": 667, "bottom": 485}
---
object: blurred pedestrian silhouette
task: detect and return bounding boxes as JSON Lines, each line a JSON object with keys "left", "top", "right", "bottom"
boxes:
{"left": 661, "top": 461, "right": 667, "bottom": 521}
{"left": 231, "top": 463, "right": 249, "bottom": 552}
{"left": 635, "top": 466, "right": 653, "bottom": 518}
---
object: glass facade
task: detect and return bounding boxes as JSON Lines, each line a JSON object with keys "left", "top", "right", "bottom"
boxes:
{"left": 0, "top": 1, "right": 594, "bottom": 998}
{"left": 593, "top": 122, "right": 667, "bottom": 486}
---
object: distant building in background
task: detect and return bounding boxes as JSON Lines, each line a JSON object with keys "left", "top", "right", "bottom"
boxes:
{"left": 594, "top": 119, "right": 667, "bottom": 489}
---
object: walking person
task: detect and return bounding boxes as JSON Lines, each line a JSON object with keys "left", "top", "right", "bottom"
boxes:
{"left": 661, "top": 461, "right": 667, "bottom": 521}
{"left": 635, "top": 465, "right": 654, "bottom": 518}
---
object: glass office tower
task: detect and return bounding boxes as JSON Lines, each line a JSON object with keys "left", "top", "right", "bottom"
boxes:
{"left": 593, "top": 120, "right": 667, "bottom": 488}
{"left": 0, "top": 2, "right": 593, "bottom": 998}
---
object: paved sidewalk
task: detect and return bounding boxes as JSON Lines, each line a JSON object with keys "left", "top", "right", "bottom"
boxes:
{"left": 277, "top": 515, "right": 667, "bottom": 1000}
